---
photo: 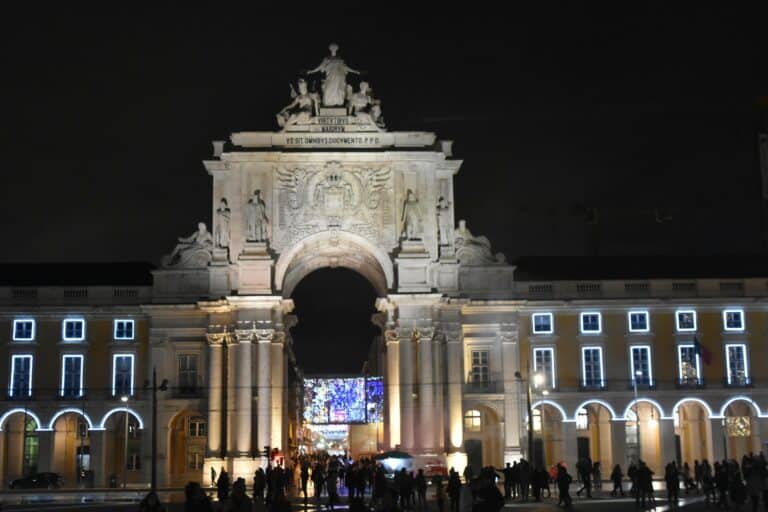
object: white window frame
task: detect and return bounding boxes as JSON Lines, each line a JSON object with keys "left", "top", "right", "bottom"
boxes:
{"left": 723, "top": 309, "right": 745, "bottom": 332}
{"left": 9, "top": 354, "right": 34, "bottom": 397}
{"left": 531, "top": 313, "right": 554, "bottom": 334}
{"left": 62, "top": 318, "right": 86, "bottom": 342}
{"left": 113, "top": 319, "right": 135, "bottom": 340}
{"left": 677, "top": 344, "right": 701, "bottom": 383}
{"left": 112, "top": 353, "right": 135, "bottom": 397}
{"left": 580, "top": 312, "right": 602, "bottom": 334}
{"left": 581, "top": 346, "right": 604, "bottom": 388}
{"left": 724, "top": 343, "right": 749, "bottom": 385}
{"left": 532, "top": 347, "right": 556, "bottom": 389}
{"left": 627, "top": 310, "right": 650, "bottom": 333}
{"left": 12, "top": 319, "right": 36, "bottom": 341}
{"left": 675, "top": 310, "right": 697, "bottom": 332}
{"left": 60, "top": 354, "right": 84, "bottom": 397}
{"left": 576, "top": 408, "right": 589, "bottom": 430}
{"left": 629, "top": 345, "right": 653, "bottom": 386}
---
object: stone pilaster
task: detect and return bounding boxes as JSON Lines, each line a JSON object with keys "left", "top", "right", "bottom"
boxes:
{"left": 610, "top": 420, "right": 627, "bottom": 469}
{"left": 400, "top": 328, "right": 415, "bottom": 450}
{"left": 445, "top": 325, "right": 463, "bottom": 452}
{"left": 500, "top": 325, "right": 523, "bottom": 463}
{"left": 385, "top": 328, "right": 401, "bottom": 449}
{"left": 255, "top": 329, "right": 273, "bottom": 462}
{"left": 270, "top": 331, "right": 285, "bottom": 451}
{"left": 417, "top": 327, "right": 435, "bottom": 453}
{"left": 205, "top": 332, "right": 226, "bottom": 458}
{"left": 432, "top": 332, "right": 445, "bottom": 452}
{"left": 233, "top": 329, "right": 254, "bottom": 456}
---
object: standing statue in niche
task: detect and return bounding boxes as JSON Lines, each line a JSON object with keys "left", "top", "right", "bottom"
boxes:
{"left": 276, "top": 78, "right": 318, "bottom": 128}
{"left": 436, "top": 196, "right": 452, "bottom": 246}
{"left": 245, "top": 189, "right": 269, "bottom": 242}
{"left": 401, "top": 189, "right": 422, "bottom": 240}
{"left": 162, "top": 222, "right": 214, "bottom": 268}
{"left": 347, "top": 81, "right": 384, "bottom": 130}
{"left": 307, "top": 43, "right": 360, "bottom": 107}
{"left": 215, "top": 198, "right": 231, "bottom": 249}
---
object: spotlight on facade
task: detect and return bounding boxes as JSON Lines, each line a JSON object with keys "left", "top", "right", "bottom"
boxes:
{"left": 533, "top": 373, "right": 544, "bottom": 388}
{"left": 120, "top": 395, "right": 129, "bottom": 403}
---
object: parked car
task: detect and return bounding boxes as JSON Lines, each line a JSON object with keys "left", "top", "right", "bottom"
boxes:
{"left": 9, "top": 472, "right": 63, "bottom": 489}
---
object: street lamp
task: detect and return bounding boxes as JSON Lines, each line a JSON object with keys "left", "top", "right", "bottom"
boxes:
{"left": 143, "top": 367, "right": 168, "bottom": 493}
{"left": 121, "top": 395, "right": 129, "bottom": 489}
{"left": 632, "top": 370, "right": 642, "bottom": 463}
{"left": 514, "top": 364, "right": 545, "bottom": 464}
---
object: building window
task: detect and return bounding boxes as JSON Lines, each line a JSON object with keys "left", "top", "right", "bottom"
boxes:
{"left": 470, "top": 350, "right": 490, "bottom": 383}
{"left": 725, "top": 343, "right": 749, "bottom": 385}
{"left": 62, "top": 319, "right": 85, "bottom": 341}
{"left": 12, "top": 319, "right": 35, "bottom": 341}
{"left": 676, "top": 310, "right": 696, "bottom": 332}
{"left": 532, "top": 408, "right": 542, "bottom": 433}
{"left": 9, "top": 355, "right": 33, "bottom": 397}
{"left": 61, "top": 354, "right": 84, "bottom": 398}
{"left": 581, "top": 346, "right": 604, "bottom": 388}
{"left": 127, "top": 451, "right": 141, "bottom": 471}
{"left": 128, "top": 417, "right": 141, "bottom": 439}
{"left": 723, "top": 309, "right": 744, "bottom": 332}
{"left": 580, "top": 312, "right": 601, "bottom": 333}
{"left": 630, "top": 346, "right": 653, "bottom": 386}
{"left": 187, "top": 447, "right": 204, "bottom": 471}
{"left": 532, "top": 313, "right": 553, "bottom": 334}
{"left": 112, "top": 354, "right": 134, "bottom": 397}
{"left": 23, "top": 419, "right": 38, "bottom": 476}
{"left": 533, "top": 347, "right": 555, "bottom": 388}
{"left": 188, "top": 417, "right": 206, "bottom": 437}
{"left": 576, "top": 408, "right": 589, "bottom": 430}
{"left": 628, "top": 311, "right": 649, "bottom": 333}
{"left": 113, "top": 319, "right": 135, "bottom": 340}
{"left": 678, "top": 344, "right": 700, "bottom": 385}
{"left": 178, "top": 354, "right": 199, "bottom": 393}
{"left": 464, "top": 410, "right": 482, "bottom": 432}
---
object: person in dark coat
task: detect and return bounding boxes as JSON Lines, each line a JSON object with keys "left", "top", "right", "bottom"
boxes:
{"left": 502, "top": 463, "right": 513, "bottom": 501}
{"left": 556, "top": 464, "right": 572, "bottom": 508}
{"left": 217, "top": 469, "right": 230, "bottom": 502}
{"left": 664, "top": 462, "right": 679, "bottom": 506}
{"left": 610, "top": 464, "right": 624, "bottom": 496}
{"left": 448, "top": 469, "right": 461, "bottom": 512}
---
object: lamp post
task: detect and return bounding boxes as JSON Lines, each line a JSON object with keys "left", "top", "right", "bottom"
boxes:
{"left": 144, "top": 367, "right": 168, "bottom": 493}
{"left": 632, "top": 370, "right": 642, "bottom": 463}
{"left": 514, "top": 364, "right": 544, "bottom": 464}
{"left": 121, "top": 395, "right": 129, "bottom": 489}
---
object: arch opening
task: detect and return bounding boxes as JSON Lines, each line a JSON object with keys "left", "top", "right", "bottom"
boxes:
{"left": 290, "top": 267, "right": 380, "bottom": 375}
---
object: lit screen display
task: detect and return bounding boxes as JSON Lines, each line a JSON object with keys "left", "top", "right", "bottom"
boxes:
{"left": 303, "top": 377, "right": 384, "bottom": 424}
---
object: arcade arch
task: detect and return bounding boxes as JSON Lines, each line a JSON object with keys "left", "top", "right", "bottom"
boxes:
{"left": 624, "top": 400, "right": 664, "bottom": 473}
{"left": 463, "top": 405, "right": 502, "bottom": 472}
{"left": 51, "top": 410, "right": 93, "bottom": 486}
{"left": 168, "top": 410, "right": 207, "bottom": 487}
{"left": 722, "top": 399, "right": 762, "bottom": 460}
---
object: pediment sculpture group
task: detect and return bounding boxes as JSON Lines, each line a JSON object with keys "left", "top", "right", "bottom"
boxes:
{"left": 276, "top": 43, "right": 385, "bottom": 131}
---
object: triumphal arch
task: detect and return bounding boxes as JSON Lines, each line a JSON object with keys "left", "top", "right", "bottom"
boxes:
{"left": 149, "top": 44, "right": 521, "bottom": 482}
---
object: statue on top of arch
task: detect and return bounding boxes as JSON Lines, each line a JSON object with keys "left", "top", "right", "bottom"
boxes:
{"left": 276, "top": 43, "right": 385, "bottom": 131}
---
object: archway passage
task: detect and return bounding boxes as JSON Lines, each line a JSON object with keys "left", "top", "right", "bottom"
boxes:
{"left": 290, "top": 267, "right": 379, "bottom": 374}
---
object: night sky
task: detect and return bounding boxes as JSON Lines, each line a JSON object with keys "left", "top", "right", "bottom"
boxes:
{"left": 1, "top": 7, "right": 766, "bottom": 371}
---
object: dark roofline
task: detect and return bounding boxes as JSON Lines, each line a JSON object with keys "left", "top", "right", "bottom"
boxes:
{"left": 512, "top": 255, "right": 768, "bottom": 281}
{"left": 0, "top": 262, "right": 155, "bottom": 287}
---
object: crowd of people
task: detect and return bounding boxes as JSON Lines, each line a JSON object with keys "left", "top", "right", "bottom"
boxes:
{"left": 156, "top": 451, "right": 768, "bottom": 511}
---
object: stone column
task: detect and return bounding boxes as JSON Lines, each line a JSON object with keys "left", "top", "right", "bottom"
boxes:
{"left": 562, "top": 422, "right": 579, "bottom": 470}
{"left": 446, "top": 333, "right": 463, "bottom": 452}
{"left": 659, "top": 420, "right": 677, "bottom": 472}
{"left": 270, "top": 333, "right": 285, "bottom": 451}
{"left": 89, "top": 430, "right": 107, "bottom": 487}
{"left": 610, "top": 420, "right": 627, "bottom": 469}
{"left": 205, "top": 334, "right": 225, "bottom": 458}
{"left": 234, "top": 331, "right": 253, "bottom": 456}
{"left": 400, "top": 329, "right": 415, "bottom": 450}
{"left": 256, "top": 330, "right": 272, "bottom": 463}
{"left": 225, "top": 338, "right": 237, "bottom": 455}
{"left": 385, "top": 330, "right": 401, "bottom": 448}
{"left": 501, "top": 327, "right": 522, "bottom": 463}
{"left": 710, "top": 418, "right": 727, "bottom": 463}
{"left": 418, "top": 328, "right": 435, "bottom": 452}
{"left": 35, "top": 430, "right": 54, "bottom": 473}
{"left": 432, "top": 335, "right": 445, "bottom": 452}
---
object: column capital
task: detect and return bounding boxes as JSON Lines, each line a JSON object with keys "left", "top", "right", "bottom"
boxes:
{"left": 254, "top": 329, "right": 275, "bottom": 343}
{"left": 413, "top": 326, "right": 434, "bottom": 342}
{"left": 385, "top": 329, "right": 400, "bottom": 345}
{"left": 234, "top": 330, "right": 254, "bottom": 343}
{"left": 206, "top": 332, "right": 229, "bottom": 346}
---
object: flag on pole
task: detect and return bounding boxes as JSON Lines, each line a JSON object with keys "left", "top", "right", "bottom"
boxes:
{"left": 693, "top": 336, "right": 712, "bottom": 365}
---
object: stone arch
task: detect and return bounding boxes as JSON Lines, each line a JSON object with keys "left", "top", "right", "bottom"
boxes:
{"left": 573, "top": 399, "right": 619, "bottom": 421}
{"left": 0, "top": 408, "right": 43, "bottom": 431}
{"left": 50, "top": 409, "right": 94, "bottom": 487}
{"left": 531, "top": 400, "right": 567, "bottom": 467}
{"left": 532, "top": 400, "right": 568, "bottom": 421}
{"left": 623, "top": 398, "right": 666, "bottom": 420}
{"left": 463, "top": 404, "right": 502, "bottom": 471}
{"left": 719, "top": 396, "right": 762, "bottom": 418}
{"left": 99, "top": 407, "right": 144, "bottom": 429}
{"left": 275, "top": 231, "right": 394, "bottom": 297}
{"left": 48, "top": 408, "right": 95, "bottom": 431}
{"left": 167, "top": 409, "right": 207, "bottom": 486}
{"left": 672, "top": 399, "right": 713, "bottom": 467}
